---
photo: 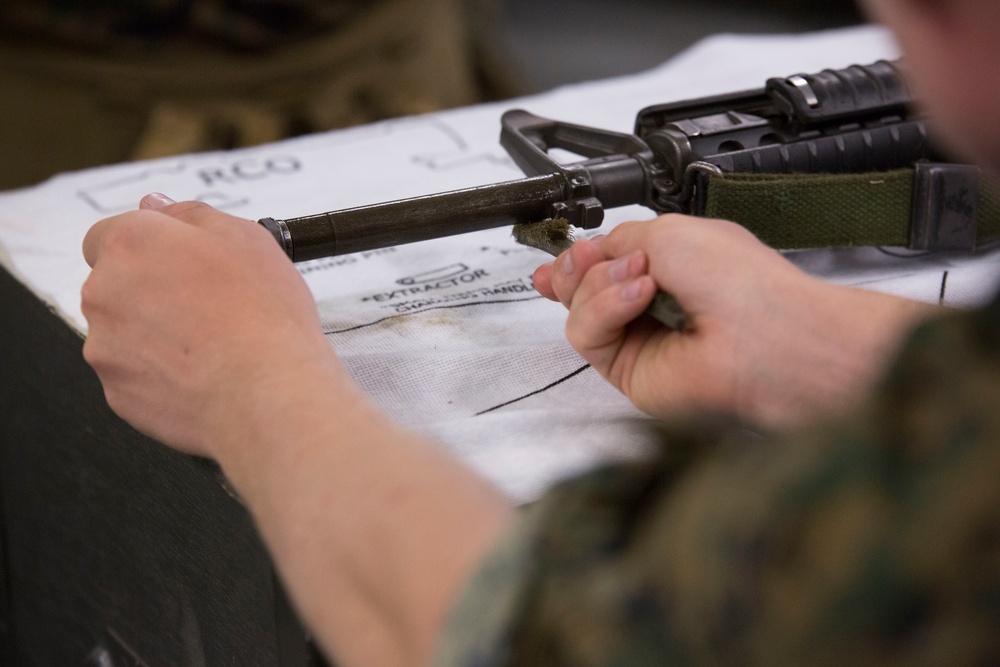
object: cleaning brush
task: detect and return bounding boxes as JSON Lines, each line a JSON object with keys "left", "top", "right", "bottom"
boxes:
{"left": 512, "top": 218, "right": 687, "bottom": 330}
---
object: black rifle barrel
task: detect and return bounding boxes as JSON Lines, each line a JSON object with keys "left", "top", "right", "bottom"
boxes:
{"left": 259, "top": 173, "right": 569, "bottom": 262}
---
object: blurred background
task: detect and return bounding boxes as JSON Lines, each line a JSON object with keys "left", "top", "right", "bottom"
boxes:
{"left": 0, "top": 0, "right": 863, "bottom": 191}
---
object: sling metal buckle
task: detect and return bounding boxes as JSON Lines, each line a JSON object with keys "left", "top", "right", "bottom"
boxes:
{"left": 909, "top": 162, "right": 980, "bottom": 251}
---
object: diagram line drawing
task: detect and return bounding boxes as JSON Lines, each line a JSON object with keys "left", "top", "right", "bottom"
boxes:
{"left": 843, "top": 270, "right": 926, "bottom": 289}
{"left": 322, "top": 295, "right": 546, "bottom": 335}
{"left": 76, "top": 161, "right": 189, "bottom": 213}
{"left": 409, "top": 117, "right": 515, "bottom": 172}
{"left": 874, "top": 246, "right": 933, "bottom": 259}
{"left": 396, "top": 263, "right": 469, "bottom": 285}
{"left": 73, "top": 115, "right": 515, "bottom": 216}
{"left": 475, "top": 364, "right": 592, "bottom": 416}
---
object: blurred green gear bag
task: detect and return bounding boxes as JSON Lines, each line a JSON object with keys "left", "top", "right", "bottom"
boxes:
{"left": 0, "top": 0, "right": 478, "bottom": 189}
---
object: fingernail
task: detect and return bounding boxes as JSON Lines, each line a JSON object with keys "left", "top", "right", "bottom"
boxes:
{"left": 140, "top": 192, "right": 176, "bottom": 209}
{"left": 561, "top": 248, "right": 575, "bottom": 275}
{"left": 621, "top": 278, "right": 645, "bottom": 301}
{"left": 609, "top": 255, "right": 632, "bottom": 283}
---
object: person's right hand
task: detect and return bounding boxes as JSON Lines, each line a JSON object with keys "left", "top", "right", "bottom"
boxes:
{"left": 532, "top": 214, "right": 938, "bottom": 430}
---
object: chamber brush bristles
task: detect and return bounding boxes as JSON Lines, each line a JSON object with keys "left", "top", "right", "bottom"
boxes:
{"left": 511, "top": 217, "right": 574, "bottom": 257}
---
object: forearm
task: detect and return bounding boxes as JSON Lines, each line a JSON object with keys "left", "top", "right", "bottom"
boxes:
{"left": 215, "top": 364, "right": 514, "bottom": 666}
{"left": 736, "top": 273, "right": 942, "bottom": 428}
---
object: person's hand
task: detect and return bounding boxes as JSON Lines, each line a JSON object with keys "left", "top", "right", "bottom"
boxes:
{"left": 533, "top": 214, "right": 938, "bottom": 429}
{"left": 81, "top": 194, "right": 353, "bottom": 460}
{"left": 84, "top": 197, "right": 515, "bottom": 666}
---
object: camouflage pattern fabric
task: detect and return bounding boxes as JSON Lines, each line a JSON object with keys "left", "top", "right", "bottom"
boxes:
{"left": 434, "top": 296, "right": 1000, "bottom": 666}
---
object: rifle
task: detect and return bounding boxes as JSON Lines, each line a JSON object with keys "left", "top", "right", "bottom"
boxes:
{"left": 259, "top": 59, "right": 996, "bottom": 273}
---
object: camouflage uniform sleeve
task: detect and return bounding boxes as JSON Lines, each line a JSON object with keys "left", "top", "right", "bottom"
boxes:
{"left": 433, "top": 300, "right": 1000, "bottom": 666}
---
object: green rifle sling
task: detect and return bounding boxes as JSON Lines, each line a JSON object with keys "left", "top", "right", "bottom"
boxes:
{"left": 702, "top": 169, "right": 1000, "bottom": 249}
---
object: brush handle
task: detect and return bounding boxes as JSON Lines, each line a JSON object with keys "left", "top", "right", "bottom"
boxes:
{"left": 647, "top": 291, "right": 686, "bottom": 331}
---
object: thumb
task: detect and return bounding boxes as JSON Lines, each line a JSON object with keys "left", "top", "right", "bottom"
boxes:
{"left": 139, "top": 192, "right": 176, "bottom": 210}
{"left": 138, "top": 195, "right": 252, "bottom": 229}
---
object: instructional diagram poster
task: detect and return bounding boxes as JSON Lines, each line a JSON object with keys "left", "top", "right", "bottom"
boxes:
{"left": 4, "top": 26, "right": 998, "bottom": 501}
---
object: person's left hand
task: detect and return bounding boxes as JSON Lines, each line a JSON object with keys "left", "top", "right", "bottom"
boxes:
{"left": 83, "top": 196, "right": 515, "bottom": 667}
{"left": 81, "top": 195, "right": 352, "bottom": 460}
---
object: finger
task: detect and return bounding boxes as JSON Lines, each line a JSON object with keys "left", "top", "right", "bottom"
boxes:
{"left": 601, "top": 215, "right": 768, "bottom": 280}
{"left": 82, "top": 216, "right": 113, "bottom": 268}
{"left": 599, "top": 218, "right": 669, "bottom": 258}
{"left": 83, "top": 208, "right": 196, "bottom": 268}
{"left": 139, "top": 192, "right": 176, "bottom": 209}
{"left": 82, "top": 212, "right": 159, "bottom": 268}
{"left": 565, "top": 275, "right": 657, "bottom": 369}
{"left": 532, "top": 233, "right": 613, "bottom": 302}
{"left": 566, "top": 250, "right": 648, "bottom": 312}
{"left": 548, "top": 237, "right": 607, "bottom": 308}
{"left": 531, "top": 262, "right": 558, "bottom": 301}
{"left": 152, "top": 199, "right": 253, "bottom": 229}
